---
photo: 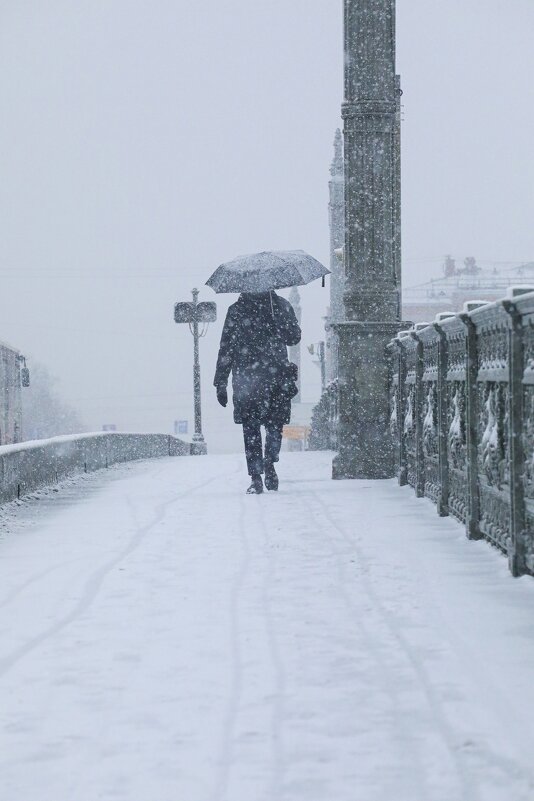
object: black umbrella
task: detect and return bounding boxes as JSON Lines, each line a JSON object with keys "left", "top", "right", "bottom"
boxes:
{"left": 206, "top": 249, "right": 330, "bottom": 294}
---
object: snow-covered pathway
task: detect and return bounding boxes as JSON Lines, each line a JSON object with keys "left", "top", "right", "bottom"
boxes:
{"left": 1, "top": 452, "right": 534, "bottom": 801}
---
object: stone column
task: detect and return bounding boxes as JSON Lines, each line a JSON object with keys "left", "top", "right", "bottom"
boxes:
{"left": 325, "top": 129, "right": 345, "bottom": 382}
{"left": 332, "top": 0, "right": 407, "bottom": 480}
{"left": 288, "top": 286, "right": 302, "bottom": 403}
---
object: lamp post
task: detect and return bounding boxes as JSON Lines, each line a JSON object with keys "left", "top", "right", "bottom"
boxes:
{"left": 174, "top": 288, "right": 217, "bottom": 455}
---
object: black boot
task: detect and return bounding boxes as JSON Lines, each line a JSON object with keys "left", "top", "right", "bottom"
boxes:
{"left": 264, "top": 462, "right": 279, "bottom": 491}
{"left": 246, "top": 475, "right": 264, "bottom": 494}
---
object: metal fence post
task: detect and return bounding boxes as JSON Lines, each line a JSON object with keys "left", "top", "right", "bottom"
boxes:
{"left": 502, "top": 299, "right": 527, "bottom": 576}
{"left": 396, "top": 338, "right": 408, "bottom": 486}
{"left": 411, "top": 331, "right": 425, "bottom": 498}
{"left": 459, "top": 313, "right": 482, "bottom": 540}
{"left": 434, "top": 322, "right": 449, "bottom": 516}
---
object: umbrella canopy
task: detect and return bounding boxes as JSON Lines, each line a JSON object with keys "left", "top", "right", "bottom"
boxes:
{"left": 206, "top": 250, "right": 330, "bottom": 294}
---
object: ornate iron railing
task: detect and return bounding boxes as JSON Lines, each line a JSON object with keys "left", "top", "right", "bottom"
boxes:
{"left": 389, "top": 287, "right": 534, "bottom": 577}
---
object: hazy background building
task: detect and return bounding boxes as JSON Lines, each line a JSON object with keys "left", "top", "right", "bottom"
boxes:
{"left": 403, "top": 257, "right": 534, "bottom": 322}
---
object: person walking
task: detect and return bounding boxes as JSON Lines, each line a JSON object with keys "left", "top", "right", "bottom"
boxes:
{"left": 214, "top": 290, "right": 301, "bottom": 494}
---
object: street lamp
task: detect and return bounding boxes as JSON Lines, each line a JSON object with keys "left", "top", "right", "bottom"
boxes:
{"left": 174, "top": 288, "right": 216, "bottom": 455}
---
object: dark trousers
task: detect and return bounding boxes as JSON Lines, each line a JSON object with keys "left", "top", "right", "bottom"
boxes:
{"left": 242, "top": 421, "right": 283, "bottom": 476}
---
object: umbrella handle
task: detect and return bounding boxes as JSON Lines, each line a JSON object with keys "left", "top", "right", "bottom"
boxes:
{"left": 322, "top": 276, "right": 325, "bottom": 288}
{"left": 270, "top": 291, "right": 274, "bottom": 317}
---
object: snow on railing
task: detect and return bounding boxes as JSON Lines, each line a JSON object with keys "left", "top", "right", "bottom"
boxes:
{"left": 388, "top": 285, "right": 534, "bottom": 577}
{"left": 0, "top": 432, "right": 192, "bottom": 505}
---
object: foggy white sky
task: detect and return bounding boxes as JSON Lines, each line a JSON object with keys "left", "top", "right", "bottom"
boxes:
{"left": 1, "top": 1, "right": 533, "bottom": 450}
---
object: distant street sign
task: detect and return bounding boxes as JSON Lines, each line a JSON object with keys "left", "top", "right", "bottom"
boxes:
{"left": 102, "top": 424, "right": 117, "bottom": 432}
{"left": 174, "top": 420, "right": 188, "bottom": 435}
{"left": 196, "top": 302, "right": 217, "bottom": 323}
{"left": 174, "top": 301, "right": 217, "bottom": 324}
{"left": 174, "top": 302, "right": 195, "bottom": 323}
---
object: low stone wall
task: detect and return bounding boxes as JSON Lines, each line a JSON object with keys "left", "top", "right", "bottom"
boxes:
{"left": 0, "top": 432, "right": 191, "bottom": 504}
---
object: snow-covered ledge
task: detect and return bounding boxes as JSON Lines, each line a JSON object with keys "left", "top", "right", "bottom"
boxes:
{"left": 0, "top": 432, "right": 191, "bottom": 504}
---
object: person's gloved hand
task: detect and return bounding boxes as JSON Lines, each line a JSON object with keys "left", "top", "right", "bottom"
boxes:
{"left": 216, "top": 385, "right": 228, "bottom": 407}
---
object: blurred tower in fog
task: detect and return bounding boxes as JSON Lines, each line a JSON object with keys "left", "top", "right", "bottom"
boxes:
{"left": 325, "top": 128, "right": 345, "bottom": 382}
{"left": 288, "top": 286, "right": 302, "bottom": 403}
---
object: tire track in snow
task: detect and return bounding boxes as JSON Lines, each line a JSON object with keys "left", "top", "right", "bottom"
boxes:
{"left": 0, "top": 468, "right": 231, "bottom": 679}
{"left": 254, "top": 496, "right": 288, "bottom": 800}
{"left": 210, "top": 480, "right": 250, "bottom": 801}
{"left": 383, "top": 492, "right": 534, "bottom": 796}
{"left": 297, "top": 488, "right": 429, "bottom": 801}
{"left": 0, "top": 557, "right": 87, "bottom": 611}
{"left": 0, "top": 458, "right": 188, "bottom": 614}
{"left": 307, "top": 487, "right": 479, "bottom": 801}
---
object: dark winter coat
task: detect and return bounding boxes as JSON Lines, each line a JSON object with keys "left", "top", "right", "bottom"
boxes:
{"left": 214, "top": 292, "right": 301, "bottom": 426}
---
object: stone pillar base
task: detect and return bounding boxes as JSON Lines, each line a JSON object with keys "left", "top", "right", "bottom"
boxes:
{"left": 190, "top": 439, "right": 208, "bottom": 456}
{"left": 332, "top": 321, "right": 411, "bottom": 481}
